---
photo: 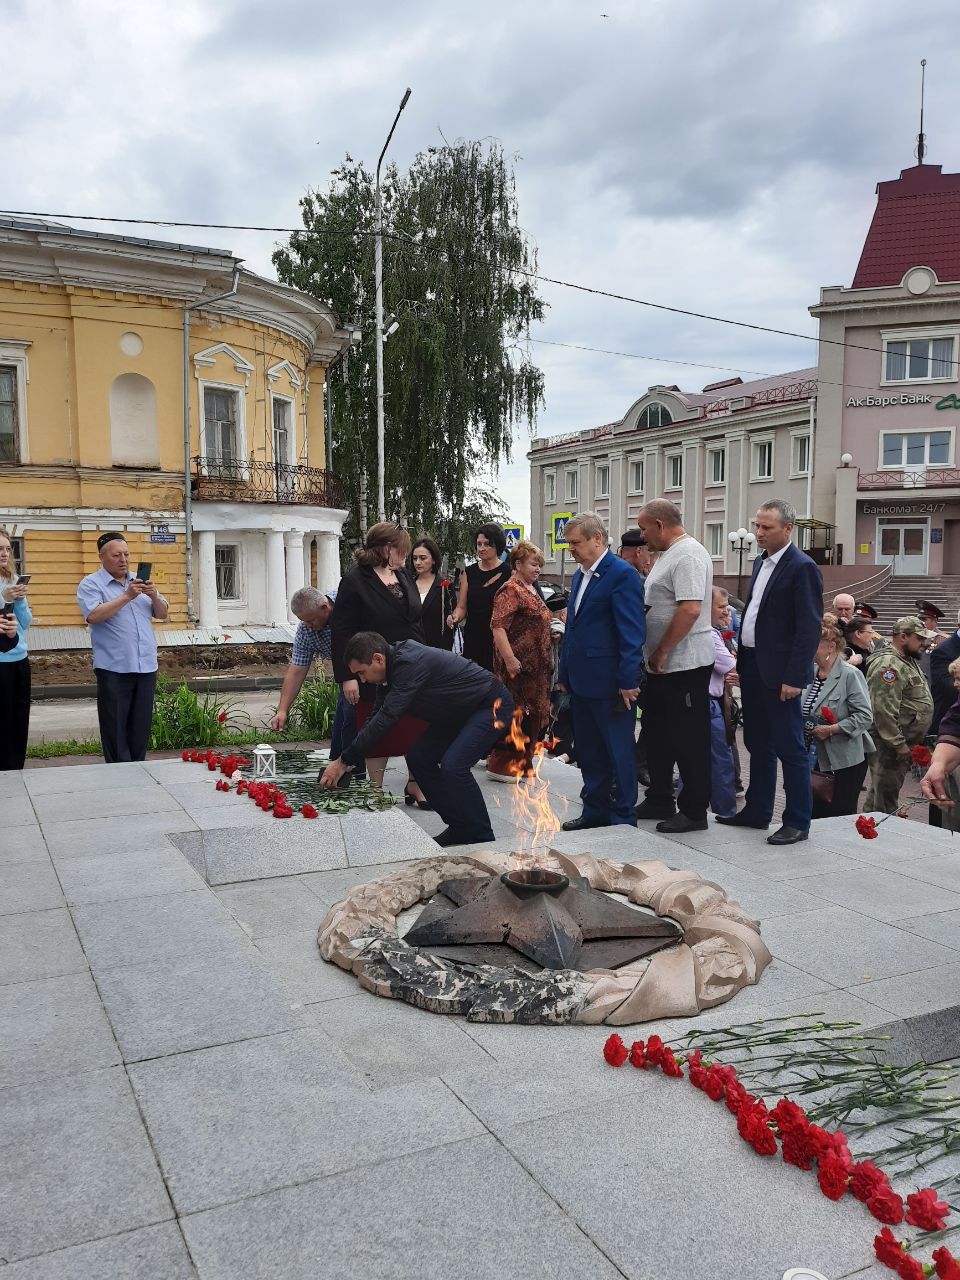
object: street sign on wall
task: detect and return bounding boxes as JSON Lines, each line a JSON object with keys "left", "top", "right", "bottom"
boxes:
{"left": 551, "top": 512, "right": 572, "bottom": 550}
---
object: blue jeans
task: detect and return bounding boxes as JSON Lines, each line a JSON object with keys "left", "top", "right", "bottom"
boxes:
{"left": 739, "top": 646, "right": 812, "bottom": 831}
{"left": 331, "top": 692, "right": 366, "bottom": 780}
{"left": 709, "top": 696, "right": 737, "bottom": 818}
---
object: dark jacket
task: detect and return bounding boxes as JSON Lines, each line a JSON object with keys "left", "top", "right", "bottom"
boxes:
{"left": 737, "top": 542, "right": 823, "bottom": 690}
{"left": 558, "top": 551, "right": 646, "bottom": 700}
{"left": 330, "top": 565, "right": 424, "bottom": 684}
{"left": 929, "top": 631, "right": 960, "bottom": 734}
{"left": 341, "top": 641, "right": 500, "bottom": 766}
{"left": 417, "top": 577, "right": 456, "bottom": 651}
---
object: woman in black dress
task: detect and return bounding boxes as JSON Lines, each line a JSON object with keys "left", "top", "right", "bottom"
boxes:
{"left": 410, "top": 535, "right": 455, "bottom": 650}
{"left": 447, "top": 523, "right": 508, "bottom": 672}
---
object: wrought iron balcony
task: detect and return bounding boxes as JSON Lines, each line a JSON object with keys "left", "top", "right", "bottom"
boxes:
{"left": 857, "top": 468, "right": 960, "bottom": 490}
{"left": 192, "top": 456, "right": 346, "bottom": 508}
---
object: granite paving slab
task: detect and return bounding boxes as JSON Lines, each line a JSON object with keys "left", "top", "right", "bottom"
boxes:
{"left": 214, "top": 877, "right": 327, "bottom": 938}
{"left": 0, "top": 1066, "right": 172, "bottom": 1264}
{"left": 255, "top": 929, "right": 360, "bottom": 1003}
{"left": 339, "top": 808, "right": 442, "bottom": 865}
{"left": 180, "top": 1134, "right": 622, "bottom": 1280}
{"left": 690, "top": 837, "right": 865, "bottom": 881}
{"left": 457, "top": 1015, "right": 681, "bottom": 1067}
{"left": 161, "top": 780, "right": 246, "bottom": 811}
{"left": 847, "top": 960, "right": 960, "bottom": 1019}
{"left": 0, "top": 861, "right": 65, "bottom": 915}
{"left": 180, "top": 819, "right": 346, "bottom": 885}
{"left": 3, "top": 795, "right": 38, "bottom": 827}
{"left": 96, "top": 940, "right": 308, "bottom": 1061}
{"left": 0, "top": 770, "right": 27, "bottom": 799}
{"left": 298, "top": 859, "right": 421, "bottom": 904}
{"left": 31, "top": 786, "right": 183, "bottom": 825}
{"left": 23, "top": 762, "right": 152, "bottom": 796}
{"left": 54, "top": 846, "right": 205, "bottom": 906}
{"left": 0, "top": 825, "right": 49, "bottom": 866}
{"left": 128, "top": 1031, "right": 482, "bottom": 1214}
{"left": 894, "top": 852, "right": 960, "bottom": 893}
{"left": 0, "top": 909, "right": 87, "bottom": 987}
{"left": 41, "top": 810, "right": 199, "bottom": 860}
{"left": 179, "top": 803, "right": 277, "bottom": 831}
{"left": 0, "top": 1222, "right": 196, "bottom": 1279}
{"left": 310, "top": 991, "right": 495, "bottom": 1088}
{"left": 0, "top": 971, "right": 120, "bottom": 1089}
{"left": 71, "top": 890, "right": 245, "bottom": 973}
{"left": 897, "top": 907, "right": 960, "bottom": 948}
{"left": 792, "top": 865, "right": 960, "bottom": 922}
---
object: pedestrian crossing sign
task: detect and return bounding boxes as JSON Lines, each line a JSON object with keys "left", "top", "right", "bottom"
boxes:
{"left": 501, "top": 524, "right": 524, "bottom": 552}
{"left": 552, "top": 512, "right": 572, "bottom": 550}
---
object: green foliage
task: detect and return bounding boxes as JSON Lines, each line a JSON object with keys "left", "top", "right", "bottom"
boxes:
{"left": 273, "top": 140, "right": 546, "bottom": 556}
{"left": 26, "top": 738, "right": 102, "bottom": 759}
{"left": 149, "top": 675, "right": 249, "bottom": 751}
{"left": 284, "top": 676, "right": 340, "bottom": 741}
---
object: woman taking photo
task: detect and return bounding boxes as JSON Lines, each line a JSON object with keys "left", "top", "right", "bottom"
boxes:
{"left": 447, "top": 523, "right": 508, "bottom": 671}
{"left": 331, "top": 522, "right": 428, "bottom": 804}
{"left": 0, "top": 529, "right": 32, "bottom": 771}
{"left": 488, "top": 541, "right": 553, "bottom": 777}
{"left": 410, "top": 535, "right": 455, "bottom": 651}
{"left": 844, "top": 617, "right": 878, "bottom": 673}
{"left": 802, "top": 613, "right": 874, "bottom": 818}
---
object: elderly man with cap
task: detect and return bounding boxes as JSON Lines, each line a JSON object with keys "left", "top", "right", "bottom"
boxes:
{"left": 76, "top": 532, "right": 168, "bottom": 762}
{"left": 916, "top": 599, "right": 948, "bottom": 646}
{"left": 619, "top": 527, "right": 658, "bottom": 578}
{"left": 864, "top": 616, "right": 935, "bottom": 814}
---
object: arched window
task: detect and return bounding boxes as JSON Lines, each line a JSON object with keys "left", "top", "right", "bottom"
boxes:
{"left": 638, "top": 403, "right": 672, "bottom": 429}
{"left": 110, "top": 373, "right": 159, "bottom": 467}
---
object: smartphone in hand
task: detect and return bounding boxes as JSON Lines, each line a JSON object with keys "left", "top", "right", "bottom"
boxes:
{"left": 135, "top": 562, "right": 152, "bottom": 582}
{"left": 16, "top": 574, "right": 31, "bottom": 586}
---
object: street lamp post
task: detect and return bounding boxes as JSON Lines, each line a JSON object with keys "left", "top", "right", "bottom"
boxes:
{"left": 375, "top": 87, "right": 412, "bottom": 522}
{"left": 728, "top": 527, "right": 756, "bottom": 600}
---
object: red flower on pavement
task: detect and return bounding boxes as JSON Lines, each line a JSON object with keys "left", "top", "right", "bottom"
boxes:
{"left": 905, "top": 1187, "right": 950, "bottom": 1233}
{"left": 703, "top": 1068, "right": 726, "bottom": 1102}
{"left": 628, "top": 1040, "right": 648, "bottom": 1069}
{"left": 661, "top": 1048, "right": 684, "bottom": 1078}
{"left": 820, "top": 706, "right": 838, "bottom": 725}
{"left": 868, "top": 1186, "right": 905, "bottom": 1225}
{"left": 781, "top": 1133, "right": 813, "bottom": 1170}
{"left": 933, "top": 1246, "right": 960, "bottom": 1279}
{"left": 603, "top": 1034, "right": 628, "bottom": 1067}
{"left": 181, "top": 749, "right": 190, "bottom": 761}
{"left": 896, "top": 1255, "right": 926, "bottom": 1280}
{"left": 770, "top": 1098, "right": 808, "bottom": 1135}
{"left": 817, "top": 1155, "right": 850, "bottom": 1201}
{"left": 874, "top": 1228, "right": 908, "bottom": 1270}
{"left": 217, "top": 710, "right": 228, "bottom": 723}
{"left": 644, "top": 1035, "right": 665, "bottom": 1067}
{"left": 301, "top": 804, "right": 318, "bottom": 819}
{"left": 856, "top": 815, "right": 879, "bottom": 840}
{"left": 911, "top": 745, "right": 933, "bottom": 768}
{"left": 724, "top": 1080, "right": 749, "bottom": 1115}
{"left": 851, "top": 1160, "right": 890, "bottom": 1204}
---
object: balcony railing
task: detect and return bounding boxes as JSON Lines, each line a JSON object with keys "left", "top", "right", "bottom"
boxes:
{"left": 857, "top": 469, "right": 960, "bottom": 490}
{"left": 192, "top": 457, "right": 346, "bottom": 508}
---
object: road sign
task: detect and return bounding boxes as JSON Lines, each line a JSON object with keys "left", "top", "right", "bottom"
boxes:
{"left": 552, "top": 512, "right": 572, "bottom": 550}
{"left": 501, "top": 524, "right": 524, "bottom": 552}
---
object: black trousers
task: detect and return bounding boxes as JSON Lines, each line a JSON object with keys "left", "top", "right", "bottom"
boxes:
{"left": 642, "top": 664, "right": 713, "bottom": 820}
{"left": 0, "top": 658, "right": 31, "bottom": 771}
{"left": 812, "top": 757, "right": 869, "bottom": 820}
{"left": 95, "top": 669, "right": 157, "bottom": 763}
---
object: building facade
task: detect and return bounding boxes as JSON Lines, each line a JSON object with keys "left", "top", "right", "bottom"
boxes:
{"left": 0, "top": 216, "right": 351, "bottom": 635}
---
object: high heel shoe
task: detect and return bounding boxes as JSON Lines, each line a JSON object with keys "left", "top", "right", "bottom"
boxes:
{"left": 404, "top": 785, "right": 432, "bottom": 811}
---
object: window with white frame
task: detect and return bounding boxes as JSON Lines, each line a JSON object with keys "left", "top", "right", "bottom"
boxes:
{"left": 544, "top": 471, "right": 556, "bottom": 503}
{"left": 883, "top": 334, "right": 956, "bottom": 383}
{"left": 665, "top": 453, "right": 683, "bottom": 489}
{"left": 595, "top": 464, "right": 610, "bottom": 497}
{"left": 791, "top": 434, "right": 811, "bottom": 476}
{"left": 628, "top": 458, "right": 644, "bottom": 493}
{"left": 271, "top": 396, "right": 293, "bottom": 465}
{"left": 751, "top": 438, "right": 773, "bottom": 480}
{"left": 638, "top": 403, "right": 672, "bottom": 429}
{"left": 881, "top": 430, "right": 952, "bottom": 468}
{"left": 565, "top": 469, "right": 578, "bottom": 500}
{"left": 215, "top": 544, "right": 241, "bottom": 600}
{"left": 707, "top": 447, "right": 725, "bottom": 484}
{"left": 8, "top": 535, "right": 24, "bottom": 573}
{"left": 203, "top": 387, "right": 240, "bottom": 465}
{"left": 0, "top": 366, "right": 19, "bottom": 463}
{"left": 704, "top": 522, "right": 724, "bottom": 558}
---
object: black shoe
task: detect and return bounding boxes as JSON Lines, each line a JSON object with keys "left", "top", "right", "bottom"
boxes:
{"left": 656, "top": 814, "right": 709, "bottom": 834}
{"left": 767, "top": 825, "right": 809, "bottom": 846}
{"left": 635, "top": 800, "right": 676, "bottom": 821}
{"left": 404, "top": 785, "right": 433, "bottom": 811}
{"left": 715, "top": 811, "right": 770, "bottom": 829}
{"left": 434, "top": 827, "right": 496, "bottom": 847}
{"left": 637, "top": 770, "right": 651, "bottom": 787}
{"left": 560, "top": 815, "right": 611, "bottom": 832}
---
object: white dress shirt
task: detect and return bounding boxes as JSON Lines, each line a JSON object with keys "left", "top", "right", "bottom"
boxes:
{"left": 740, "top": 544, "right": 788, "bottom": 648}
{"left": 573, "top": 549, "right": 610, "bottom": 614}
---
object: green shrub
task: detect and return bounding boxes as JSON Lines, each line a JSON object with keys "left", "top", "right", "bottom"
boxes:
{"left": 149, "top": 675, "right": 249, "bottom": 751}
{"left": 284, "top": 675, "right": 339, "bottom": 742}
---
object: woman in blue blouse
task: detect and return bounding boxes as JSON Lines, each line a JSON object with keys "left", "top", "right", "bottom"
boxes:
{"left": 0, "top": 529, "right": 32, "bottom": 771}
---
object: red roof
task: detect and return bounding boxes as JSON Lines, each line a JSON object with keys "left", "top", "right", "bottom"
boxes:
{"left": 852, "top": 164, "right": 960, "bottom": 288}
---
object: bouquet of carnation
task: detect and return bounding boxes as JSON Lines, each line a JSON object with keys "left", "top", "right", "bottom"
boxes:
{"left": 911, "top": 743, "right": 933, "bottom": 780}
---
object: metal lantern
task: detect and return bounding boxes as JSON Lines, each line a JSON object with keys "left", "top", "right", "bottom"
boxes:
{"left": 253, "top": 743, "right": 277, "bottom": 779}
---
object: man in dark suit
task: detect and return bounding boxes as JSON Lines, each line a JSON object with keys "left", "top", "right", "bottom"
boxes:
{"left": 557, "top": 512, "right": 646, "bottom": 829}
{"left": 717, "top": 499, "right": 822, "bottom": 845}
{"left": 930, "top": 609, "right": 960, "bottom": 734}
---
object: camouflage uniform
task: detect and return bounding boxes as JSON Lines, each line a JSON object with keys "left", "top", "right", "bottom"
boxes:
{"left": 864, "top": 638, "right": 933, "bottom": 814}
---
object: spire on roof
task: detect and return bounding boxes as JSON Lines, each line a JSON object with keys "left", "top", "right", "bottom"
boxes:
{"left": 916, "top": 58, "right": 928, "bottom": 164}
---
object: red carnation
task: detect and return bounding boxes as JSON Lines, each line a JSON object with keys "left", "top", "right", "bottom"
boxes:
{"left": 181, "top": 749, "right": 190, "bottom": 761}
{"left": 911, "top": 745, "right": 933, "bottom": 768}
{"left": 644, "top": 1035, "right": 665, "bottom": 1067}
{"left": 820, "top": 706, "right": 838, "bottom": 725}
{"left": 217, "top": 711, "right": 228, "bottom": 723}
{"left": 301, "top": 804, "right": 318, "bottom": 819}
{"left": 817, "top": 1155, "right": 850, "bottom": 1201}
{"left": 781, "top": 1133, "right": 813, "bottom": 1170}
{"left": 273, "top": 805, "right": 293, "bottom": 818}
{"left": 628, "top": 1040, "right": 648, "bottom": 1069}
{"left": 933, "top": 1246, "right": 960, "bottom": 1279}
{"left": 703, "top": 1069, "right": 725, "bottom": 1102}
{"left": 897, "top": 1255, "right": 926, "bottom": 1280}
{"left": 770, "top": 1098, "right": 808, "bottom": 1135}
{"left": 906, "top": 1187, "right": 950, "bottom": 1233}
{"left": 661, "top": 1048, "right": 684, "bottom": 1078}
{"left": 851, "top": 1161, "right": 890, "bottom": 1204}
{"left": 868, "top": 1186, "right": 905, "bottom": 1225}
{"left": 603, "top": 1033, "right": 629, "bottom": 1067}
{"left": 440, "top": 579, "right": 452, "bottom": 588}
{"left": 724, "top": 1080, "right": 749, "bottom": 1115}
{"left": 722, "top": 629, "right": 735, "bottom": 641}
{"left": 874, "top": 1228, "right": 908, "bottom": 1269}
{"left": 856, "top": 815, "right": 879, "bottom": 840}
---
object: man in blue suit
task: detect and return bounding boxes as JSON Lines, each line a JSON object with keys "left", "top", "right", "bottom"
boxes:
{"left": 718, "top": 499, "right": 823, "bottom": 845}
{"left": 557, "top": 512, "right": 646, "bottom": 829}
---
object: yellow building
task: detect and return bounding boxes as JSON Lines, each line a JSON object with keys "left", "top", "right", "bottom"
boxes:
{"left": 0, "top": 216, "right": 352, "bottom": 638}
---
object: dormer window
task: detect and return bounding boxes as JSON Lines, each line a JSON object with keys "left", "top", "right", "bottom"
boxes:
{"left": 638, "top": 403, "right": 672, "bottom": 429}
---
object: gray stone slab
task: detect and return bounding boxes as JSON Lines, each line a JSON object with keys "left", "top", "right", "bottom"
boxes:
{"left": 339, "top": 808, "right": 441, "bottom": 866}
{"left": 895, "top": 853, "right": 960, "bottom": 893}
{"left": 129, "top": 1029, "right": 482, "bottom": 1214}
{"left": 794, "top": 865, "right": 960, "bottom": 923}
{"left": 160, "top": 780, "right": 243, "bottom": 811}
{"left": 904, "top": 1005, "right": 960, "bottom": 1063}
{"left": 810, "top": 815, "right": 946, "bottom": 865}
{"left": 310, "top": 991, "right": 495, "bottom": 1088}
{"left": 3, "top": 795, "right": 38, "bottom": 827}
{"left": 31, "top": 786, "right": 183, "bottom": 825}
{"left": 0, "top": 909, "right": 87, "bottom": 987}
{"left": 898, "top": 908, "right": 960, "bottom": 949}
{"left": 0, "top": 1067, "right": 172, "bottom": 1263}
{"left": 0, "top": 971, "right": 120, "bottom": 1089}
{"left": 181, "top": 1134, "right": 621, "bottom": 1280}
{"left": 457, "top": 1016, "right": 680, "bottom": 1069}
{"left": 96, "top": 941, "right": 307, "bottom": 1062}
{"left": 41, "top": 810, "right": 199, "bottom": 860}
{"left": 0, "top": 824, "right": 49, "bottom": 866}
{"left": 299, "top": 859, "right": 421, "bottom": 905}
{"left": 23, "top": 762, "right": 152, "bottom": 796}
{"left": 55, "top": 846, "right": 205, "bottom": 906}
{"left": 695, "top": 836, "right": 865, "bottom": 881}
{"left": 498, "top": 1089, "right": 876, "bottom": 1280}
{"left": 255, "top": 930, "right": 359, "bottom": 1003}
{"left": 0, "top": 860, "right": 64, "bottom": 915}
{"left": 848, "top": 961, "right": 960, "bottom": 1018}
{"left": 72, "top": 890, "right": 244, "bottom": 973}
{"left": 180, "top": 803, "right": 276, "bottom": 831}
{"left": 0, "top": 1222, "right": 195, "bottom": 1279}
{"left": 759, "top": 905, "right": 960, "bottom": 986}
{"left": 667, "top": 957, "right": 837, "bottom": 1033}
{"left": 214, "top": 877, "right": 326, "bottom": 938}
{"left": 0, "top": 770, "right": 28, "bottom": 799}
{"left": 549, "top": 824, "right": 682, "bottom": 862}
{"left": 188, "top": 819, "right": 346, "bottom": 885}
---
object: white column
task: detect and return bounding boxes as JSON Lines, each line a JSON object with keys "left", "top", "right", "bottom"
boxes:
{"left": 285, "top": 531, "right": 305, "bottom": 621}
{"left": 315, "top": 530, "right": 341, "bottom": 593}
{"left": 302, "top": 533, "right": 314, "bottom": 588}
{"left": 266, "top": 530, "right": 288, "bottom": 626}
{"left": 197, "top": 530, "right": 219, "bottom": 629}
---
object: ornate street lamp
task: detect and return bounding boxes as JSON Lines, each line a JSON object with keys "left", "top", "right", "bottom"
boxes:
{"left": 728, "top": 527, "right": 756, "bottom": 600}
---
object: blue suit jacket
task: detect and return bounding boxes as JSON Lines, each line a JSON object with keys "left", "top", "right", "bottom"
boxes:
{"left": 737, "top": 542, "right": 823, "bottom": 690}
{"left": 558, "top": 553, "right": 646, "bottom": 700}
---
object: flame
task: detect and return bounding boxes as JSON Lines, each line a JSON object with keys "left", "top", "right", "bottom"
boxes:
{"left": 498, "top": 708, "right": 567, "bottom": 859}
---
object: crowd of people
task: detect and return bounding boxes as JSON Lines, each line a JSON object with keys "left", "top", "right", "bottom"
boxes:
{"left": 5, "top": 499, "right": 960, "bottom": 844}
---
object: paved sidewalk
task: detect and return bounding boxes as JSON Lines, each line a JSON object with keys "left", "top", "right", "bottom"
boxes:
{"left": 2, "top": 757, "right": 960, "bottom": 1277}
{"left": 28, "top": 690, "right": 282, "bottom": 745}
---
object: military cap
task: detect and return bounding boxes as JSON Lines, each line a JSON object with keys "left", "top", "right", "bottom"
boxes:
{"left": 620, "top": 527, "right": 647, "bottom": 548}
{"left": 893, "top": 615, "right": 938, "bottom": 639}
{"left": 853, "top": 601, "right": 878, "bottom": 620}
{"left": 543, "top": 590, "right": 569, "bottom": 613}
{"left": 915, "top": 598, "right": 945, "bottom": 620}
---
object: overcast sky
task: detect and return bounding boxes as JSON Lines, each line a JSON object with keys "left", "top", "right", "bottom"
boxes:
{"left": 5, "top": 0, "right": 960, "bottom": 533}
